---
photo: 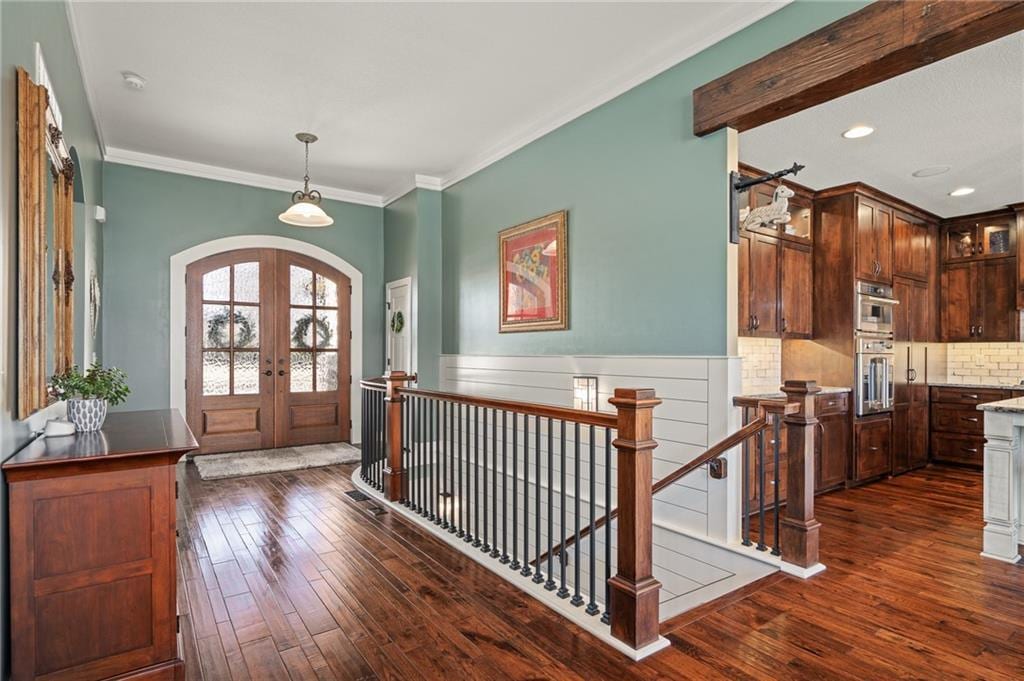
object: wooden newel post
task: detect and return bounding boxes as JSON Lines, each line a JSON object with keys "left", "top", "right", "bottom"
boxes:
{"left": 780, "top": 380, "right": 821, "bottom": 570}
{"left": 382, "top": 371, "right": 414, "bottom": 502}
{"left": 608, "top": 388, "right": 662, "bottom": 650}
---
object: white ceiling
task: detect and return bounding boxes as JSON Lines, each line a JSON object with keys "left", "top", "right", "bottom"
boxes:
{"left": 67, "top": 1, "right": 786, "bottom": 206}
{"left": 741, "top": 31, "right": 1024, "bottom": 218}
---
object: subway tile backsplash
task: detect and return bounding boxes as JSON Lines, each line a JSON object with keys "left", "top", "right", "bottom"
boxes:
{"left": 945, "top": 343, "right": 1024, "bottom": 387}
{"left": 738, "top": 336, "right": 782, "bottom": 395}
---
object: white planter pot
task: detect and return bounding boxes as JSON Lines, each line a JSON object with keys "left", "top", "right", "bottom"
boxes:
{"left": 67, "top": 398, "right": 108, "bottom": 432}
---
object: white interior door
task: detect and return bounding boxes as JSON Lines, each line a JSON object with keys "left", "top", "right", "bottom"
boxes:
{"left": 386, "top": 278, "right": 413, "bottom": 373}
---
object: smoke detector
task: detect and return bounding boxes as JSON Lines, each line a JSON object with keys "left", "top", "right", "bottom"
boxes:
{"left": 121, "top": 71, "right": 147, "bottom": 90}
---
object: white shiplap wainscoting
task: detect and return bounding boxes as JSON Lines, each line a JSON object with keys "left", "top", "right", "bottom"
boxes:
{"left": 438, "top": 353, "right": 773, "bottom": 618}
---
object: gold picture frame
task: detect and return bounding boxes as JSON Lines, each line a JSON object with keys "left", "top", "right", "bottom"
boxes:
{"left": 498, "top": 210, "right": 568, "bottom": 333}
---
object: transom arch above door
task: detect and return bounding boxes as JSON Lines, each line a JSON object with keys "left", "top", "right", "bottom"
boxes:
{"left": 169, "top": 235, "right": 364, "bottom": 445}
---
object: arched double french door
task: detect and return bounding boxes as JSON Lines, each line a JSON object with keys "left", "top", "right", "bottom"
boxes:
{"left": 186, "top": 248, "right": 351, "bottom": 454}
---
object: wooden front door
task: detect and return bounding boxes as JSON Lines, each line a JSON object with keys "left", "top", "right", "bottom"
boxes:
{"left": 186, "top": 249, "right": 350, "bottom": 454}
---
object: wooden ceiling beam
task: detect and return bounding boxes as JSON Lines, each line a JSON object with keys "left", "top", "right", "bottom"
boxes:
{"left": 693, "top": 1, "right": 1024, "bottom": 137}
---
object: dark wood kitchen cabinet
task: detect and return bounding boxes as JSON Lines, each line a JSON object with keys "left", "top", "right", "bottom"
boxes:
{"left": 853, "top": 415, "right": 892, "bottom": 482}
{"left": 893, "top": 212, "right": 930, "bottom": 281}
{"left": 738, "top": 234, "right": 812, "bottom": 339}
{"left": 780, "top": 241, "right": 813, "bottom": 338}
{"left": 893, "top": 387, "right": 929, "bottom": 474}
{"left": 941, "top": 258, "right": 1019, "bottom": 341}
{"left": 942, "top": 210, "right": 1016, "bottom": 262}
{"left": 815, "top": 392, "right": 849, "bottom": 492}
{"left": 929, "top": 386, "right": 1024, "bottom": 467}
{"left": 856, "top": 197, "right": 894, "bottom": 285}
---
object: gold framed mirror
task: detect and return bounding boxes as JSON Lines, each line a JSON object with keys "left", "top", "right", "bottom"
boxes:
{"left": 17, "top": 66, "right": 75, "bottom": 419}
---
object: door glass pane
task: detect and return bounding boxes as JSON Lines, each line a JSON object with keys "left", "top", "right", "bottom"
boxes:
{"left": 203, "top": 351, "right": 230, "bottom": 395}
{"left": 316, "top": 352, "right": 338, "bottom": 391}
{"left": 291, "top": 351, "right": 313, "bottom": 392}
{"left": 203, "top": 266, "right": 230, "bottom": 301}
{"left": 315, "top": 310, "right": 338, "bottom": 349}
{"left": 316, "top": 274, "right": 338, "bottom": 307}
{"left": 290, "top": 308, "right": 314, "bottom": 348}
{"left": 233, "top": 352, "right": 259, "bottom": 394}
{"left": 234, "top": 262, "right": 260, "bottom": 303}
{"left": 947, "top": 226, "right": 975, "bottom": 259}
{"left": 233, "top": 305, "right": 259, "bottom": 348}
{"left": 203, "top": 304, "right": 230, "bottom": 348}
{"left": 290, "top": 265, "right": 313, "bottom": 305}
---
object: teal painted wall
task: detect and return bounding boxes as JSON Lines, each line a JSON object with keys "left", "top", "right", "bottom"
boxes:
{"left": 101, "top": 162, "right": 385, "bottom": 410}
{"left": 383, "top": 189, "right": 417, "bottom": 283}
{"left": 1, "top": 1, "right": 105, "bottom": 673}
{"left": 442, "top": 1, "right": 866, "bottom": 357}
{"left": 415, "top": 190, "right": 443, "bottom": 388}
{"left": 383, "top": 188, "right": 443, "bottom": 388}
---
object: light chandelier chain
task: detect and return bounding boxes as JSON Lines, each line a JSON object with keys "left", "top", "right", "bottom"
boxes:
{"left": 303, "top": 139, "right": 311, "bottom": 192}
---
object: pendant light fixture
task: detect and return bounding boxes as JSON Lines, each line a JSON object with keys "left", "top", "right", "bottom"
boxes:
{"left": 279, "top": 132, "right": 334, "bottom": 227}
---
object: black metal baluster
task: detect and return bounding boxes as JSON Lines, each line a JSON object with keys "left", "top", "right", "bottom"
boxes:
{"left": 491, "top": 409, "right": 500, "bottom": 559}
{"left": 418, "top": 397, "right": 426, "bottom": 515}
{"left": 571, "top": 423, "right": 584, "bottom": 607}
{"left": 520, "top": 413, "right": 536, "bottom": 573}
{"left": 468, "top": 405, "right": 478, "bottom": 544}
{"left": 481, "top": 408, "right": 490, "bottom": 552}
{"left": 601, "top": 426, "right": 612, "bottom": 625}
{"left": 500, "top": 411, "right": 510, "bottom": 564}
{"left": 369, "top": 390, "right": 376, "bottom": 489}
{"left": 445, "top": 401, "right": 455, "bottom": 532}
{"left": 510, "top": 412, "right": 519, "bottom": 571}
{"left": 742, "top": 408, "right": 752, "bottom": 547}
{"left": 407, "top": 396, "right": 414, "bottom": 508}
{"left": 772, "top": 414, "right": 782, "bottom": 556}
{"left": 433, "top": 399, "right": 440, "bottom": 524}
{"left": 532, "top": 416, "right": 544, "bottom": 584}
{"left": 545, "top": 417, "right": 556, "bottom": 591}
{"left": 586, "top": 425, "right": 599, "bottom": 615}
{"left": 557, "top": 420, "right": 569, "bottom": 599}
{"left": 757, "top": 428, "right": 767, "bottom": 551}
{"left": 360, "top": 389, "right": 366, "bottom": 482}
{"left": 457, "top": 403, "right": 465, "bottom": 537}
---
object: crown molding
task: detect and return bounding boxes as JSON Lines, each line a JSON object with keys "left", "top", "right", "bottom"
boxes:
{"left": 65, "top": 1, "right": 107, "bottom": 155}
{"left": 104, "top": 147, "right": 385, "bottom": 207}
{"left": 414, "top": 174, "right": 444, "bottom": 191}
{"left": 436, "top": 1, "right": 790, "bottom": 191}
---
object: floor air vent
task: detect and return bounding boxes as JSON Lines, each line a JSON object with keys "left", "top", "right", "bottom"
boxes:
{"left": 366, "top": 505, "right": 388, "bottom": 516}
{"left": 345, "top": 490, "right": 371, "bottom": 502}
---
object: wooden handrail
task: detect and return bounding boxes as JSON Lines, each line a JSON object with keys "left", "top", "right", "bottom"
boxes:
{"left": 360, "top": 377, "right": 386, "bottom": 390}
{"left": 533, "top": 402, "right": 795, "bottom": 566}
{"left": 394, "top": 385, "right": 618, "bottom": 429}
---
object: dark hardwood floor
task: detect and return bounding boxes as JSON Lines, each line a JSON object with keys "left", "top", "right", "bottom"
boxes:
{"left": 177, "top": 462, "right": 1024, "bottom": 680}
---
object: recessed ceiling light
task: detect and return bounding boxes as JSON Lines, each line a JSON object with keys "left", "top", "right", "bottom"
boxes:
{"left": 842, "top": 125, "right": 874, "bottom": 139}
{"left": 912, "top": 165, "right": 951, "bottom": 178}
{"left": 121, "top": 71, "right": 147, "bottom": 90}
{"left": 949, "top": 187, "right": 975, "bottom": 197}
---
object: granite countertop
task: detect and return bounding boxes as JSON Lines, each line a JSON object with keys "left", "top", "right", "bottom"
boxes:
{"left": 928, "top": 382, "right": 1024, "bottom": 391}
{"left": 739, "top": 386, "right": 851, "bottom": 400}
{"left": 979, "top": 397, "right": 1024, "bottom": 414}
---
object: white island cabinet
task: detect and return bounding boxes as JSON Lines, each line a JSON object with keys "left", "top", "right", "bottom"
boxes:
{"left": 979, "top": 397, "right": 1024, "bottom": 563}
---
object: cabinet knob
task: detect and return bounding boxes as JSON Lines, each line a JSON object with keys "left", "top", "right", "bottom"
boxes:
{"left": 262, "top": 370, "right": 273, "bottom": 377}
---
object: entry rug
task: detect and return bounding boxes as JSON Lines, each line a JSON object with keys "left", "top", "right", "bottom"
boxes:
{"left": 193, "top": 442, "right": 360, "bottom": 480}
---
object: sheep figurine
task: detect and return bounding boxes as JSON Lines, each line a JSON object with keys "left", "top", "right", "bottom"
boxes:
{"left": 740, "top": 184, "right": 795, "bottom": 230}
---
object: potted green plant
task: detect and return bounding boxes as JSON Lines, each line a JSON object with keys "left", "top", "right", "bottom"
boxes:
{"left": 47, "top": 364, "right": 130, "bottom": 431}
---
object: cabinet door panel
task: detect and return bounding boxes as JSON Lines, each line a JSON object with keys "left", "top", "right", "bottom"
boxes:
{"left": 780, "top": 242, "right": 812, "bottom": 337}
{"left": 738, "top": 233, "right": 752, "bottom": 335}
{"left": 816, "top": 414, "right": 849, "bottom": 491}
{"left": 853, "top": 416, "right": 891, "bottom": 481}
{"left": 749, "top": 235, "right": 779, "bottom": 336}
{"left": 908, "top": 402, "right": 929, "bottom": 469}
{"left": 856, "top": 202, "right": 879, "bottom": 282}
{"left": 941, "top": 263, "right": 975, "bottom": 341}
{"left": 979, "top": 258, "right": 1018, "bottom": 341}
{"left": 875, "top": 204, "right": 894, "bottom": 283}
{"left": 894, "top": 214, "right": 930, "bottom": 280}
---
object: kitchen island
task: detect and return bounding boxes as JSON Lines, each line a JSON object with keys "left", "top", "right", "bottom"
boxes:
{"left": 979, "top": 397, "right": 1024, "bottom": 563}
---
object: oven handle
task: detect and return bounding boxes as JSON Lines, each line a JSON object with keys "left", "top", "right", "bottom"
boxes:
{"left": 859, "top": 294, "right": 899, "bottom": 306}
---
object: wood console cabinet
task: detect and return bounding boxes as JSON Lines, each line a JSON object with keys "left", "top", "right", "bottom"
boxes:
{"left": 4, "top": 409, "right": 196, "bottom": 681}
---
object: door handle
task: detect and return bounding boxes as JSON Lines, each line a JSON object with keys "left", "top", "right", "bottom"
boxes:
{"left": 978, "top": 325, "right": 983, "bottom": 337}
{"left": 962, "top": 447, "right": 979, "bottom": 454}
{"left": 753, "top": 315, "right": 760, "bottom": 330}
{"left": 868, "top": 446, "right": 880, "bottom": 452}
{"left": 781, "top": 317, "right": 788, "bottom": 333}
{"left": 962, "top": 394, "right": 979, "bottom": 400}
{"left": 278, "top": 370, "right": 288, "bottom": 376}
{"left": 263, "top": 370, "right": 273, "bottom": 377}
{"left": 969, "top": 325, "right": 976, "bottom": 337}
{"left": 961, "top": 416, "right": 980, "bottom": 423}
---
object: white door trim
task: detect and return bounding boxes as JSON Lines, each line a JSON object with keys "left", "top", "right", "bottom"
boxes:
{"left": 385, "top": 277, "right": 415, "bottom": 375}
{"left": 169, "top": 235, "right": 364, "bottom": 443}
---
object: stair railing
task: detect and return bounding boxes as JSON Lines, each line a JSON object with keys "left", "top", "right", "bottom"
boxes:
{"left": 359, "top": 371, "right": 663, "bottom": 652}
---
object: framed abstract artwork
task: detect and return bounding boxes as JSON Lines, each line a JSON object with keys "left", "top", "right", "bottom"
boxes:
{"left": 498, "top": 210, "right": 568, "bottom": 332}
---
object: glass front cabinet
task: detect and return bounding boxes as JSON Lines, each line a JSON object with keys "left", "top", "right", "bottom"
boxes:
{"left": 943, "top": 213, "right": 1016, "bottom": 262}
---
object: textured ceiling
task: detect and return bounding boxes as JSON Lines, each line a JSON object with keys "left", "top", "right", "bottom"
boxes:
{"left": 68, "top": 1, "right": 785, "bottom": 202}
{"left": 741, "top": 32, "right": 1024, "bottom": 218}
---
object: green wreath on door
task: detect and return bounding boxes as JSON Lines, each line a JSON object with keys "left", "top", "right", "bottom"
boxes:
{"left": 390, "top": 310, "right": 405, "bottom": 334}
